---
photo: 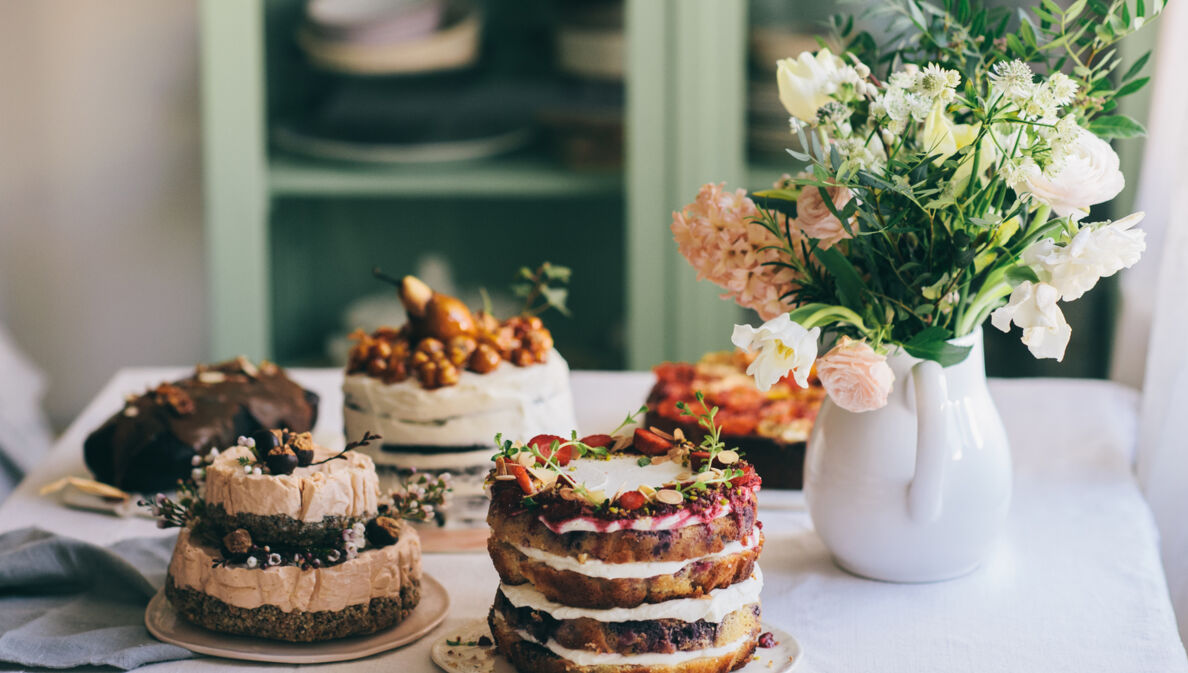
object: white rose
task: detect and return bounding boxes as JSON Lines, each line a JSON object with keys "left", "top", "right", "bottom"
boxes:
{"left": 731, "top": 314, "right": 820, "bottom": 390}
{"left": 777, "top": 48, "right": 844, "bottom": 122}
{"left": 1010, "top": 127, "right": 1124, "bottom": 221}
{"left": 1023, "top": 212, "right": 1147, "bottom": 301}
{"left": 990, "top": 281, "right": 1071, "bottom": 361}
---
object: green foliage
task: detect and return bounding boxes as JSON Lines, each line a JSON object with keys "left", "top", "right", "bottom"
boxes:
{"left": 513, "top": 261, "right": 572, "bottom": 317}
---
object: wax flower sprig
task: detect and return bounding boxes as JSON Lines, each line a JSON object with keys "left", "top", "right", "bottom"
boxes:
{"left": 389, "top": 470, "right": 451, "bottom": 523}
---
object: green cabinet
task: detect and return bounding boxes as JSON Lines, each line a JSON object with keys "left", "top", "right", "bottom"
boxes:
{"left": 201, "top": 0, "right": 758, "bottom": 370}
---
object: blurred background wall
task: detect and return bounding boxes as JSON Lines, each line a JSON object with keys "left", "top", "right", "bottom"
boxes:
{"left": 0, "top": 0, "right": 206, "bottom": 427}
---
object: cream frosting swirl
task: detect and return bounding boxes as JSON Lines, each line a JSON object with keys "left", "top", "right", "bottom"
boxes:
{"left": 204, "top": 445, "right": 379, "bottom": 522}
{"left": 167, "top": 527, "right": 421, "bottom": 613}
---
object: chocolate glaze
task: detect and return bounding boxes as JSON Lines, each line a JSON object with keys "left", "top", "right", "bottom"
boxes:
{"left": 84, "top": 360, "right": 319, "bottom": 492}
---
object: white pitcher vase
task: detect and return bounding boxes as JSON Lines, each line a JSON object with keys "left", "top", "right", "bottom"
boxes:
{"left": 804, "top": 329, "right": 1011, "bottom": 582}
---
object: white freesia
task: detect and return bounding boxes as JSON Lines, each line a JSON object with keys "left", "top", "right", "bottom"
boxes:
{"left": 990, "top": 281, "right": 1071, "bottom": 361}
{"left": 1023, "top": 212, "right": 1147, "bottom": 301}
{"left": 1008, "top": 127, "right": 1124, "bottom": 220}
{"left": 731, "top": 314, "right": 820, "bottom": 390}
{"left": 777, "top": 49, "right": 845, "bottom": 122}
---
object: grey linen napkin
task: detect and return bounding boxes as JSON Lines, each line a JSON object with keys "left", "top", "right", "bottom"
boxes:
{"left": 0, "top": 528, "right": 196, "bottom": 670}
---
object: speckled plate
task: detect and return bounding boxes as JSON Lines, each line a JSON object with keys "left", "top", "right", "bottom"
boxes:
{"left": 431, "top": 618, "right": 803, "bottom": 673}
{"left": 145, "top": 573, "right": 448, "bottom": 663}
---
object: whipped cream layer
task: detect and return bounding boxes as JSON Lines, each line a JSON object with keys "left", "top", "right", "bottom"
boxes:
{"left": 342, "top": 349, "right": 577, "bottom": 451}
{"left": 168, "top": 527, "right": 420, "bottom": 613}
{"left": 513, "top": 533, "right": 760, "bottom": 579}
{"left": 539, "top": 502, "right": 734, "bottom": 535}
{"left": 511, "top": 626, "right": 753, "bottom": 667}
{"left": 500, "top": 567, "right": 763, "bottom": 623}
{"left": 204, "top": 445, "right": 379, "bottom": 522}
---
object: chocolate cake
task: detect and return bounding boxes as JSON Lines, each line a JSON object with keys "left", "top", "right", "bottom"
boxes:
{"left": 344, "top": 274, "right": 576, "bottom": 528}
{"left": 84, "top": 357, "right": 319, "bottom": 492}
{"left": 485, "top": 405, "right": 764, "bottom": 673}
{"left": 151, "top": 430, "right": 427, "bottom": 642}
{"left": 647, "top": 351, "right": 825, "bottom": 489}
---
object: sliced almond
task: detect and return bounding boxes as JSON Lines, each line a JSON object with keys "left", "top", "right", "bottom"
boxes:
{"left": 696, "top": 471, "right": 715, "bottom": 482}
{"left": 716, "top": 449, "right": 740, "bottom": 465}
{"left": 676, "top": 472, "right": 693, "bottom": 482}
{"left": 529, "top": 467, "right": 558, "bottom": 489}
{"left": 495, "top": 458, "right": 507, "bottom": 476}
{"left": 656, "top": 489, "right": 684, "bottom": 505}
{"left": 611, "top": 434, "right": 633, "bottom": 452}
{"left": 672, "top": 427, "right": 686, "bottom": 442}
{"left": 494, "top": 474, "right": 517, "bottom": 481}
{"left": 650, "top": 454, "right": 669, "bottom": 465}
{"left": 123, "top": 406, "right": 139, "bottom": 417}
{"left": 583, "top": 489, "right": 607, "bottom": 506}
{"left": 559, "top": 487, "right": 578, "bottom": 500}
{"left": 197, "top": 371, "right": 226, "bottom": 384}
{"left": 648, "top": 426, "right": 675, "bottom": 441}
{"left": 236, "top": 355, "right": 259, "bottom": 378}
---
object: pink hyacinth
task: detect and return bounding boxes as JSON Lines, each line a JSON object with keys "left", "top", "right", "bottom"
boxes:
{"left": 671, "top": 183, "right": 799, "bottom": 320}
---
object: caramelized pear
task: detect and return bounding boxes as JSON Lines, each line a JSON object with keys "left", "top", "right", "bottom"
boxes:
{"left": 424, "top": 294, "right": 476, "bottom": 339}
{"left": 398, "top": 275, "right": 432, "bottom": 318}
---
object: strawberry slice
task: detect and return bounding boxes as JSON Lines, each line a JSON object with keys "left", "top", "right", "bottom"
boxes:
{"left": 509, "top": 464, "right": 534, "bottom": 494}
{"left": 633, "top": 428, "right": 672, "bottom": 455}
{"left": 618, "top": 490, "right": 646, "bottom": 511}
{"left": 579, "top": 434, "right": 613, "bottom": 448}
{"left": 527, "top": 434, "right": 566, "bottom": 465}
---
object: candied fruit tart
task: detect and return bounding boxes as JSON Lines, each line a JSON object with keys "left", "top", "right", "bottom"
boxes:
{"left": 484, "top": 409, "right": 764, "bottom": 673}
{"left": 647, "top": 351, "right": 826, "bottom": 489}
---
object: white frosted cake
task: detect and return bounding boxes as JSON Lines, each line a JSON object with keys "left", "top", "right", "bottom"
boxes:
{"left": 344, "top": 275, "right": 577, "bottom": 527}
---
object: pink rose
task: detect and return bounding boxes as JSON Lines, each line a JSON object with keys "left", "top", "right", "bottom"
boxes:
{"left": 816, "top": 337, "right": 895, "bottom": 412}
{"left": 795, "top": 185, "right": 853, "bottom": 249}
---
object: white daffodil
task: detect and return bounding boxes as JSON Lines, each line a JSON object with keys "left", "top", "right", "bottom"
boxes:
{"left": 731, "top": 314, "right": 821, "bottom": 390}
{"left": 777, "top": 48, "right": 845, "bottom": 122}
{"left": 1023, "top": 212, "right": 1147, "bottom": 301}
{"left": 990, "top": 281, "right": 1071, "bottom": 361}
{"left": 1009, "top": 127, "right": 1124, "bottom": 220}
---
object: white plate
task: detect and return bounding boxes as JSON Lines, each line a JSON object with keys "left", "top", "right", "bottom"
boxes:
{"left": 146, "top": 573, "right": 449, "bottom": 664}
{"left": 431, "top": 618, "right": 803, "bottom": 673}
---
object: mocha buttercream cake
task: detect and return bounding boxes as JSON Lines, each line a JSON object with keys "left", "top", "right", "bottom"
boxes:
{"left": 155, "top": 430, "right": 424, "bottom": 642}
{"left": 485, "top": 407, "right": 764, "bottom": 673}
{"left": 85, "top": 357, "right": 319, "bottom": 492}
{"left": 343, "top": 275, "right": 577, "bottom": 527}
{"left": 647, "top": 351, "right": 825, "bottom": 489}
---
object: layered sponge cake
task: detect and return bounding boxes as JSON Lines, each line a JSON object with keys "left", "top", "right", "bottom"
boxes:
{"left": 155, "top": 430, "right": 423, "bottom": 642}
{"left": 344, "top": 275, "right": 576, "bottom": 527}
{"left": 486, "top": 405, "right": 764, "bottom": 673}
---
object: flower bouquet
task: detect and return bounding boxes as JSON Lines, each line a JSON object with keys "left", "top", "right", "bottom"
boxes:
{"left": 672, "top": 0, "right": 1159, "bottom": 413}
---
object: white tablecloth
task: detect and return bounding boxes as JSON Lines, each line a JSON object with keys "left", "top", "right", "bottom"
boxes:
{"left": 1, "top": 369, "right": 1184, "bottom": 673}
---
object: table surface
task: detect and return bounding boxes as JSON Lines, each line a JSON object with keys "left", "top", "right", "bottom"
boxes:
{"left": 2, "top": 368, "right": 1185, "bottom": 673}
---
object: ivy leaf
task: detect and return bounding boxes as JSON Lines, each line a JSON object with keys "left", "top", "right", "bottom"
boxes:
{"left": 902, "top": 327, "right": 973, "bottom": 367}
{"left": 1087, "top": 114, "right": 1146, "bottom": 138}
{"left": 1005, "top": 266, "right": 1040, "bottom": 285}
{"left": 812, "top": 247, "right": 866, "bottom": 311}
